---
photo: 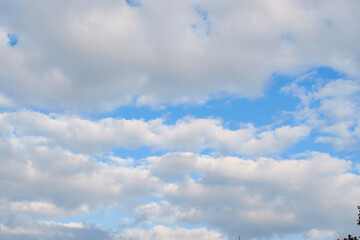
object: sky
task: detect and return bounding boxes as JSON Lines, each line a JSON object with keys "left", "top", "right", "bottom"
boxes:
{"left": 0, "top": 0, "right": 360, "bottom": 239}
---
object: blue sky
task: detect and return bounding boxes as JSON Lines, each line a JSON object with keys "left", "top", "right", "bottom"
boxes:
{"left": 7, "top": 33, "right": 18, "bottom": 46}
{"left": 0, "top": 1, "right": 360, "bottom": 240}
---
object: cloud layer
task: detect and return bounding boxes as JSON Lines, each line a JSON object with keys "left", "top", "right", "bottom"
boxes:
{"left": 148, "top": 152, "right": 360, "bottom": 239}
{"left": 1, "top": 0, "right": 360, "bottom": 111}
{"left": 0, "top": 111, "right": 309, "bottom": 156}
{"left": 1, "top": 144, "right": 359, "bottom": 239}
{"left": 0, "top": 108, "right": 358, "bottom": 239}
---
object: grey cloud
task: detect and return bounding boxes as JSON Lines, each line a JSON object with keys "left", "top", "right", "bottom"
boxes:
{"left": 0, "top": 221, "right": 112, "bottom": 240}
{"left": 0, "top": 221, "right": 226, "bottom": 240}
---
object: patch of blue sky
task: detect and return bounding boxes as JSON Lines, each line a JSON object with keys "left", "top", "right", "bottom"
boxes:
{"left": 318, "top": 66, "right": 346, "bottom": 79}
{"left": 131, "top": 196, "right": 163, "bottom": 205}
{"left": 96, "top": 76, "right": 299, "bottom": 131}
{"left": 135, "top": 220, "right": 211, "bottom": 231}
{"left": 7, "top": 33, "right": 18, "bottom": 46}
{"left": 170, "top": 222, "right": 215, "bottom": 232}
{"left": 110, "top": 147, "right": 168, "bottom": 165}
{"left": 21, "top": 106, "right": 56, "bottom": 116}
{"left": 298, "top": 66, "right": 346, "bottom": 84}
{"left": 126, "top": 0, "right": 141, "bottom": 7}
{"left": 93, "top": 105, "right": 163, "bottom": 121}
{"left": 194, "top": 6, "right": 211, "bottom": 35}
{"left": 195, "top": 6, "right": 209, "bottom": 22}
{"left": 272, "top": 67, "right": 358, "bottom": 158}
{"left": 278, "top": 130, "right": 358, "bottom": 161}
{"left": 325, "top": 18, "right": 333, "bottom": 28}
{"left": 92, "top": 66, "right": 356, "bottom": 162}
{"left": 280, "top": 32, "right": 295, "bottom": 43}
{"left": 189, "top": 172, "right": 202, "bottom": 180}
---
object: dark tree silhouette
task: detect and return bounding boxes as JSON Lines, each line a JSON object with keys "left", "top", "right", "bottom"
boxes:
{"left": 337, "top": 206, "right": 360, "bottom": 240}
{"left": 340, "top": 235, "right": 358, "bottom": 240}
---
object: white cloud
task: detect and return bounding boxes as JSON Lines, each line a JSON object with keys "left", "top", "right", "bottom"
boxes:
{"left": 284, "top": 78, "right": 360, "bottom": 150}
{"left": 0, "top": 220, "right": 226, "bottom": 240}
{"left": 0, "top": 221, "right": 112, "bottom": 240}
{"left": 1, "top": 0, "right": 360, "bottom": 110}
{"left": 0, "top": 110, "right": 310, "bottom": 156}
{"left": 38, "top": 221, "right": 85, "bottom": 229}
{"left": 0, "top": 126, "right": 160, "bottom": 210}
{"left": 135, "top": 201, "right": 177, "bottom": 223}
{"left": 9, "top": 201, "right": 89, "bottom": 218}
{"left": 305, "top": 229, "right": 337, "bottom": 240}
{"left": 148, "top": 152, "right": 360, "bottom": 239}
{"left": 0, "top": 94, "right": 15, "bottom": 108}
{"left": 115, "top": 225, "right": 227, "bottom": 240}
{"left": 0, "top": 224, "right": 42, "bottom": 236}
{"left": 0, "top": 113, "right": 358, "bottom": 239}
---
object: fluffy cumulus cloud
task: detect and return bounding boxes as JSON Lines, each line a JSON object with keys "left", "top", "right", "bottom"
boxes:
{"left": 0, "top": 110, "right": 309, "bottom": 156}
{"left": 1, "top": 0, "right": 360, "bottom": 240}
{"left": 0, "top": 119, "right": 160, "bottom": 210}
{"left": 146, "top": 152, "right": 360, "bottom": 239}
{"left": 0, "top": 0, "right": 360, "bottom": 111}
{"left": 2, "top": 147, "right": 359, "bottom": 239}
